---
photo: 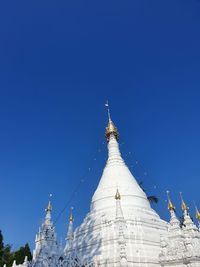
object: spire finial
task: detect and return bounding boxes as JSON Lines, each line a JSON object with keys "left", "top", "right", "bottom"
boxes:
{"left": 115, "top": 189, "right": 121, "bottom": 200}
{"left": 69, "top": 207, "right": 74, "bottom": 222}
{"left": 194, "top": 202, "right": 200, "bottom": 223}
{"left": 166, "top": 191, "right": 175, "bottom": 211}
{"left": 180, "top": 192, "right": 188, "bottom": 212}
{"left": 105, "top": 101, "right": 119, "bottom": 141}
{"left": 46, "top": 194, "right": 52, "bottom": 212}
{"left": 105, "top": 100, "right": 111, "bottom": 121}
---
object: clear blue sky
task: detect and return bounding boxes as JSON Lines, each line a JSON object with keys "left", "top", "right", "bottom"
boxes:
{"left": 0, "top": 0, "right": 200, "bottom": 250}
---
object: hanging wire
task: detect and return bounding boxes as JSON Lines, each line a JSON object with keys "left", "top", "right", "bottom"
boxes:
{"left": 53, "top": 138, "right": 106, "bottom": 225}
{"left": 119, "top": 139, "right": 163, "bottom": 197}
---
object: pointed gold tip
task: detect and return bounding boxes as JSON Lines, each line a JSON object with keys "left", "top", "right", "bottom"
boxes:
{"left": 180, "top": 192, "right": 188, "bottom": 212}
{"left": 115, "top": 189, "right": 121, "bottom": 200}
{"left": 105, "top": 120, "right": 119, "bottom": 141}
{"left": 69, "top": 207, "right": 74, "bottom": 222}
{"left": 195, "top": 206, "right": 200, "bottom": 222}
{"left": 46, "top": 201, "right": 52, "bottom": 212}
{"left": 105, "top": 102, "right": 119, "bottom": 141}
{"left": 166, "top": 191, "right": 175, "bottom": 211}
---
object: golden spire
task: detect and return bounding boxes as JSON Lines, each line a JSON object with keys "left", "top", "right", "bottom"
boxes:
{"left": 115, "top": 189, "right": 121, "bottom": 200}
{"left": 105, "top": 101, "right": 119, "bottom": 141}
{"left": 46, "top": 193, "right": 52, "bottom": 212}
{"left": 166, "top": 191, "right": 175, "bottom": 211}
{"left": 69, "top": 207, "right": 74, "bottom": 222}
{"left": 195, "top": 206, "right": 200, "bottom": 222}
{"left": 180, "top": 192, "right": 188, "bottom": 212}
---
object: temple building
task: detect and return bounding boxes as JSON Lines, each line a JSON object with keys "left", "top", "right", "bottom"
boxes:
{"left": 10, "top": 111, "right": 200, "bottom": 267}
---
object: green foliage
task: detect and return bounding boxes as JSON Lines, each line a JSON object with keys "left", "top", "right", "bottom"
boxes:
{"left": 0, "top": 231, "right": 32, "bottom": 267}
{"left": 0, "top": 231, "right": 12, "bottom": 267}
{"left": 0, "top": 231, "right": 4, "bottom": 250}
{"left": 1, "top": 245, "right": 13, "bottom": 267}
{"left": 13, "top": 244, "right": 32, "bottom": 265}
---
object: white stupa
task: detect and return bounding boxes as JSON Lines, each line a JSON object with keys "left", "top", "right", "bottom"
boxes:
{"left": 10, "top": 108, "right": 200, "bottom": 267}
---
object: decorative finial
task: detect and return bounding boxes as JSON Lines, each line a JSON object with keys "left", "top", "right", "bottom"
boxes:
{"left": 194, "top": 203, "right": 200, "bottom": 222}
{"left": 105, "top": 101, "right": 119, "bottom": 141}
{"left": 166, "top": 191, "right": 175, "bottom": 211}
{"left": 69, "top": 207, "right": 74, "bottom": 222}
{"left": 105, "top": 100, "right": 111, "bottom": 121}
{"left": 115, "top": 189, "right": 121, "bottom": 200}
{"left": 46, "top": 194, "right": 52, "bottom": 212}
{"left": 180, "top": 192, "right": 188, "bottom": 212}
